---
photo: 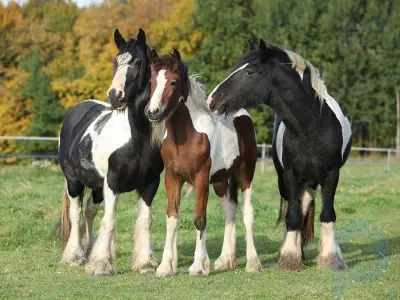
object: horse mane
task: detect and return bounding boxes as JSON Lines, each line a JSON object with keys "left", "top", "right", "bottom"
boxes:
{"left": 187, "top": 74, "right": 213, "bottom": 117}
{"left": 284, "top": 50, "right": 327, "bottom": 103}
{"left": 234, "top": 45, "right": 328, "bottom": 104}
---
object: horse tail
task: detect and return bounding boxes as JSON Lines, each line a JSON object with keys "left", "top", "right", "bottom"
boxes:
{"left": 228, "top": 176, "right": 239, "bottom": 203}
{"left": 301, "top": 199, "right": 315, "bottom": 245}
{"left": 59, "top": 183, "right": 85, "bottom": 249}
{"left": 275, "top": 198, "right": 285, "bottom": 228}
{"left": 183, "top": 183, "right": 195, "bottom": 198}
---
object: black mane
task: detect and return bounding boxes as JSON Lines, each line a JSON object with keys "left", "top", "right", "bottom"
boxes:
{"left": 233, "top": 45, "right": 292, "bottom": 69}
{"left": 119, "top": 38, "right": 151, "bottom": 104}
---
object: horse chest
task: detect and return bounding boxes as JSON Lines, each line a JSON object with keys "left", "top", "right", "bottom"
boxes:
{"left": 81, "top": 109, "right": 132, "bottom": 178}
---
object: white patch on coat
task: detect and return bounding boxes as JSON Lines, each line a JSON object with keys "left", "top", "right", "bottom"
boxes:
{"left": 107, "top": 53, "right": 133, "bottom": 99}
{"left": 132, "top": 197, "right": 156, "bottom": 272}
{"left": 280, "top": 230, "right": 301, "bottom": 257}
{"left": 156, "top": 215, "right": 178, "bottom": 277}
{"left": 148, "top": 70, "right": 167, "bottom": 112}
{"left": 319, "top": 222, "right": 344, "bottom": 259}
{"left": 81, "top": 109, "right": 131, "bottom": 177}
{"left": 208, "top": 63, "right": 249, "bottom": 101}
{"left": 242, "top": 184, "right": 260, "bottom": 264}
{"left": 301, "top": 188, "right": 316, "bottom": 216}
{"left": 185, "top": 76, "right": 250, "bottom": 178}
{"left": 216, "top": 191, "right": 237, "bottom": 267}
{"left": 324, "top": 94, "right": 352, "bottom": 158}
{"left": 86, "top": 178, "right": 118, "bottom": 273}
{"left": 62, "top": 186, "right": 85, "bottom": 265}
{"left": 188, "top": 229, "right": 210, "bottom": 276}
{"left": 276, "top": 122, "right": 286, "bottom": 167}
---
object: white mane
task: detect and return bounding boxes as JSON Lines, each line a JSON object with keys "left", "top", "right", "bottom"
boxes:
{"left": 284, "top": 50, "right": 329, "bottom": 103}
{"left": 187, "top": 74, "right": 214, "bottom": 119}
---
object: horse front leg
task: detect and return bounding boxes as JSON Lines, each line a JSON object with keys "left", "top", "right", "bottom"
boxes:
{"left": 156, "top": 173, "right": 182, "bottom": 277}
{"left": 278, "top": 171, "right": 303, "bottom": 270}
{"left": 188, "top": 168, "right": 211, "bottom": 276}
{"left": 318, "top": 169, "right": 346, "bottom": 270}
{"left": 132, "top": 178, "right": 160, "bottom": 274}
{"left": 85, "top": 174, "right": 118, "bottom": 276}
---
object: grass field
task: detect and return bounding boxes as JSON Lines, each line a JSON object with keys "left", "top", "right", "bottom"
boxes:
{"left": 1, "top": 163, "right": 400, "bottom": 299}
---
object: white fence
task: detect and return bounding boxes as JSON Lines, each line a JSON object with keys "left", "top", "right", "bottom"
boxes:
{"left": 1, "top": 136, "right": 400, "bottom": 172}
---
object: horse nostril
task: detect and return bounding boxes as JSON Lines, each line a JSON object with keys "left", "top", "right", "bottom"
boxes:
{"left": 207, "top": 96, "right": 215, "bottom": 109}
{"left": 117, "top": 91, "right": 123, "bottom": 99}
{"left": 153, "top": 107, "right": 160, "bottom": 114}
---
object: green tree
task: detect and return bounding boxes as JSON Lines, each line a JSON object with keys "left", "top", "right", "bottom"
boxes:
{"left": 19, "top": 49, "right": 65, "bottom": 153}
{"left": 193, "top": 0, "right": 255, "bottom": 89}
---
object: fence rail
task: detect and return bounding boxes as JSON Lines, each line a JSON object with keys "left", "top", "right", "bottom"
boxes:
{"left": 1, "top": 136, "right": 400, "bottom": 172}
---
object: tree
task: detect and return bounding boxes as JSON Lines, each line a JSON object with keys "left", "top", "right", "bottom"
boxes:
{"left": 19, "top": 49, "right": 65, "bottom": 153}
{"left": 193, "top": 0, "right": 255, "bottom": 89}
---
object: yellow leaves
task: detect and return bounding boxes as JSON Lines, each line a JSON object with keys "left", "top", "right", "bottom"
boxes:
{"left": 52, "top": 78, "right": 107, "bottom": 109}
{"left": 0, "top": 81, "right": 31, "bottom": 156}
{"left": 149, "top": 0, "right": 204, "bottom": 57}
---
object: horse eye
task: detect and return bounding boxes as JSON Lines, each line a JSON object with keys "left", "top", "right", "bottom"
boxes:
{"left": 134, "top": 59, "right": 142, "bottom": 66}
{"left": 245, "top": 69, "right": 254, "bottom": 76}
{"left": 171, "top": 81, "right": 177, "bottom": 87}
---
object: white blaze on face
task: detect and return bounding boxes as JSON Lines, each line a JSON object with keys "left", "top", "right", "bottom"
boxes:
{"left": 208, "top": 63, "right": 249, "bottom": 105}
{"left": 148, "top": 70, "right": 167, "bottom": 112}
{"left": 107, "top": 52, "right": 133, "bottom": 99}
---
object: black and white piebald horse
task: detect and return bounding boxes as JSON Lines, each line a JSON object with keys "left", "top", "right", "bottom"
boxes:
{"left": 58, "top": 28, "right": 164, "bottom": 276}
{"left": 207, "top": 40, "right": 352, "bottom": 270}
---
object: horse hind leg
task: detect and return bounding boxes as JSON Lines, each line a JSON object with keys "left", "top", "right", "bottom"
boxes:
{"left": 80, "top": 190, "right": 101, "bottom": 256}
{"left": 61, "top": 179, "right": 86, "bottom": 266}
{"left": 188, "top": 172, "right": 211, "bottom": 276}
{"left": 132, "top": 179, "right": 160, "bottom": 274}
{"left": 241, "top": 181, "right": 262, "bottom": 272}
{"left": 214, "top": 180, "right": 237, "bottom": 271}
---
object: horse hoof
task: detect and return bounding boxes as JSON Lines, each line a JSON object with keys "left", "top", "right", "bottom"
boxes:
{"left": 318, "top": 252, "right": 347, "bottom": 270}
{"left": 246, "top": 257, "right": 262, "bottom": 272}
{"left": 61, "top": 247, "right": 86, "bottom": 266}
{"left": 214, "top": 255, "right": 236, "bottom": 271}
{"left": 85, "top": 259, "right": 116, "bottom": 276}
{"left": 278, "top": 252, "right": 302, "bottom": 271}
{"left": 189, "top": 259, "right": 210, "bottom": 276}
{"left": 132, "top": 253, "right": 158, "bottom": 274}
{"left": 156, "top": 262, "right": 176, "bottom": 278}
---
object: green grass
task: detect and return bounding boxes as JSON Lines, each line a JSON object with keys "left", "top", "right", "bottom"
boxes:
{"left": 1, "top": 163, "right": 399, "bottom": 299}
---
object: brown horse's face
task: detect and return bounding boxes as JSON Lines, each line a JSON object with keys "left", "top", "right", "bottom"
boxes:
{"left": 145, "top": 67, "right": 183, "bottom": 122}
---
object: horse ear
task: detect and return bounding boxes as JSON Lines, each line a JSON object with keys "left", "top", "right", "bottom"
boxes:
{"left": 248, "top": 39, "right": 256, "bottom": 51}
{"left": 173, "top": 49, "right": 181, "bottom": 62}
{"left": 114, "top": 29, "right": 126, "bottom": 50}
{"left": 259, "top": 38, "right": 268, "bottom": 63}
{"left": 151, "top": 49, "right": 159, "bottom": 60}
{"left": 137, "top": 28, "right": 146, "bottom": 44}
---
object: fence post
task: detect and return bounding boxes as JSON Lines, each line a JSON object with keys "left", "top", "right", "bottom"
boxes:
{"left": 386, "top": 149, "right": 391, "bottom": 173}
{"left": 261, "top": 143, "right": 266, "bottom": 173}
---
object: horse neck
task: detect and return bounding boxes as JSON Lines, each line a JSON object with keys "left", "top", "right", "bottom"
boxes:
{"left": 127, "top": 100, "right": 151, "bottom": 137}
{"left": 269, "top": 84, "right": 320, "bottom": 135}
{"left": 165, "top": 101, "right": 196, "bottom": 144}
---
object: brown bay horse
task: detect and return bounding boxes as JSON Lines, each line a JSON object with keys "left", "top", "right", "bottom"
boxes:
{"left": 144, "top": 49, "right": 262, "bottom": 277}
